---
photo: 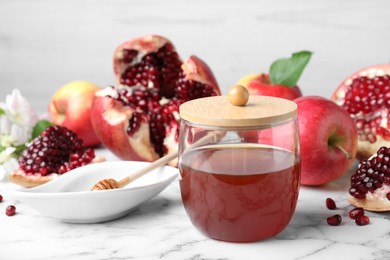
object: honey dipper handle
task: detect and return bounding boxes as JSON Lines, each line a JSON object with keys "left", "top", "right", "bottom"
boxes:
{"left": 117, "top": 151, "right": 179, "bottom": 188}
{"left": 116, "top": 131, "right": 223, "bottom": 189}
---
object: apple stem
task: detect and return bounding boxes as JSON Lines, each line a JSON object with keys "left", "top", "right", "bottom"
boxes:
{"left": 335, "top": 144, "right": 352, "bottom": 160}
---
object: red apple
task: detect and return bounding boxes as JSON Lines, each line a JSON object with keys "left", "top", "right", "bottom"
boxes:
{"left": 238, "top": 74, "right": 302, "bottom": 100}
{"left": 295, "top": 96, "right": 358, "bottom": 185}
{"left": 237, "top": 51, "right": 312, "bottom": 101}
{"left": 49, "top": 81, "right": 102, "bottom": 147}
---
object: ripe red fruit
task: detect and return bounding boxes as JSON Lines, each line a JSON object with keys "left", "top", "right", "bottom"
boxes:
{"left": 49, "top": 81, "right": 102, "bottom": 147}
{"left": 295, "top": 96, "right": 358, "bottom": 185}
{"left": 327, "top": 214, "right": 342, "bottom": 226}
{"left": 0, "top": 194, "right": 2, "bottom": 202}
{"left": 91, "top": 35, "right": 220, "bottom": 163}
{"left": 349, "top": 207, "right": 364, "bottom": 219}
{"left": 331, "top": 64, "right": 390, "bottom": 160}
{"left": 355, "top": 215, "right": 370, "bottom": 226}
{"left": 9, "top": 125, "right": 104, "bottom": 187}
{"left": 237, "top": 51, "right": 311, "bottom": 100}
{"left": 326, "top": 198, "right": 336, "bottom": 209}
{"left": 348, "top": 146, "right": 390, "bottom": 212}
{"left": 6, "top": 205, "right": 16, "bottom": 216}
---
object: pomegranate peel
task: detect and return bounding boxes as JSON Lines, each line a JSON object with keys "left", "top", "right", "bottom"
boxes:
{"left": 91, "top": 88, "right": 160, "bottom": 162}
{"left": 181, "top": 56, "right": 220, "bottom": 90}
{"left": 113, "top": 34, "right": 174, "bottom": 87}
{"left": 348, "top": 195, "right": 390, "bottom": 212}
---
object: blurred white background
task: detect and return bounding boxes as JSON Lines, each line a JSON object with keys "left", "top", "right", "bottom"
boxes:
{"left": 0, "top": 0, "right": 389, "bottom": 112}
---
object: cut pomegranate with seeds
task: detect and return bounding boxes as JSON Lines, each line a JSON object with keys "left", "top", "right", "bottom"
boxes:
{"left": 326, "top": 198, "right": 336, "bottom": 209}
{"left": 327, "top": 214, "right": 342, "bottom": 226}
{"left": 348, "top": 146, "right": 390, "bottom": 212}
{"left": 9, "top": 125, "right": 105, "bottom": 187}
{"left": 331, "top": 64, "right": 390, "bottom": 159}
{"left": 91, "top": 35, "right": 220, "bottom": 163}
{"left": 355, "top": 215, "right": 370, "bottom": 226}
{"left": 19, "top": 126, "right": 95, "bottom": 175}
{"left": 5, "top": 205, "right": 16, "bottom": 216}
{"left": 349, "top": 207, "right": 364, "bottom": 219}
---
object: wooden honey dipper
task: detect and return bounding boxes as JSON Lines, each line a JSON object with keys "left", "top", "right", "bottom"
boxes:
{"left": 91, "top": 131, "right": 224, "bottom": 191}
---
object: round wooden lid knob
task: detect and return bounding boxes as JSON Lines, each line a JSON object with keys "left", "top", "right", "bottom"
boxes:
{"left": 227, "top": 85, "right": 249, "bottom": 106}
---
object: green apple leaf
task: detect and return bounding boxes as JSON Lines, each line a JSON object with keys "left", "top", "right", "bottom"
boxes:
{"left": 269, "top": 51, "right": 312, "bottom": 87}
{"left": 32, "top": 120, "right": 53, "bottom": 139}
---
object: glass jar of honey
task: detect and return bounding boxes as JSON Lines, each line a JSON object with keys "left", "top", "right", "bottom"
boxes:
{"left": 178, "top": 85, "right": 300, "bottom": 242}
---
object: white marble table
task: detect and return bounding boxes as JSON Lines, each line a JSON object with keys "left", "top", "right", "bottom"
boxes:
{"left": 0, "top": 148, "right": 389, "bottom": 260}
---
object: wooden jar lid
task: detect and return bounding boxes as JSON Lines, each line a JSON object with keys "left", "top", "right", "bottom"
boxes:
{"left": 179, "top": 87, "right": 297, "bottom": 128}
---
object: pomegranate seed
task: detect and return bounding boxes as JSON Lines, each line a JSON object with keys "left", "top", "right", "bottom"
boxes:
{"left": 387, "top": 192, "right": 390, "bottom": 201}
{"left": 0, "top": 194, "right": 3, "bottom": 202}
{"left": 325, "top": 198, "right": 336, "bottom": 209}
{"left": 327, "top": 214, "right": 342, "bottom": 226}
{"left": 355, "top": 215, "right": 370, "bottom": 226}
{"left": 5, "top": 205, "right": 16, "bottom": 216}
{"left": 349, "top": 207, "right": 364, "bottom": 219}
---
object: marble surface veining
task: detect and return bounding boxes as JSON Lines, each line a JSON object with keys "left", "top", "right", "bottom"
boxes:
{"left": 0, "top": 149, "right": 389, "bottom": 260}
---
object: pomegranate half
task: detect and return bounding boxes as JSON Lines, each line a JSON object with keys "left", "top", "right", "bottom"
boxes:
{"left": 91, "top": 35, "right": 220, "bottom": 164}
{"left": 331, "top": 64, "right": 390, "bottom": 159}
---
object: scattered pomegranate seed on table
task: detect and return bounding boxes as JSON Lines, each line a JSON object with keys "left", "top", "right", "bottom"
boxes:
{"left": 5, "top": 205, "right": 16, "bottom": 216}
{"left": 349, "top": 207, "right": 365, "bottom": 219}
{"left": 0, "top": 194, "right": 3, "bottom": 202}
{"left": 327, "top": 214, "right": 342, "bottom": 226}
{"left": 355, "top": 215, "right": 370, "bottom": 226}
{"left": 325, "top": 198, "right": 336, "bottom": 209}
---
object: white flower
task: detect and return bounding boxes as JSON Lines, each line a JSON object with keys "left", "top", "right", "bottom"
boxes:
{"left": 0, "top": 147, "right": 16, "bottom": 164}
{"left": 0, "top": 147, "right": 19, "bottom": 181}
{"left": 5, "top": 89, "right": 38, "bottom": 127}
{"left": 0, "top": 89, "right": 38, "bottom": 180}
{"left": 0, "top": 89, "right": 38, "bottom": 147}
{"left": 0, "top": 115, "right": 11, "bottom": 135}
{"left": 10, "top": 124, "right": 30, "bottom": 146}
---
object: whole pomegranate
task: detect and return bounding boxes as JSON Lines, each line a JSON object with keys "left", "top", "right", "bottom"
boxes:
{"left": 91, "top": 35, "right": 220, "bottom": 163}
{"left": 331, "top": 64, "right": 390, "bottom": 159}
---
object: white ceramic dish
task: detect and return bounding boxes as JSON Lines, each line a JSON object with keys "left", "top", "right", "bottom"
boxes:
{"left": 11, "top": 161, "right": 178, "bottom": 223}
